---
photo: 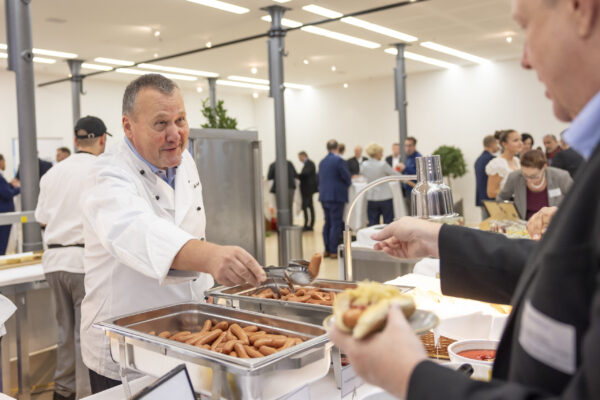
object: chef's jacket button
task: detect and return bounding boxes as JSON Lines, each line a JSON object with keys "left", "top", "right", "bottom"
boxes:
{"left": 197, "top": 206, "right": 202, "bottom": 211}
{"left": 155, "top": 195, "right": 160, "bottom": 200}
{"left": 140, "top": 170, "right": 145, "bottom": 175}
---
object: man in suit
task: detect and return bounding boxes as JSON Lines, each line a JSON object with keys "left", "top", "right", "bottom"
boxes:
{"left": 318, "top": 140, "right": 351, "bottom": 259}
{"left": 0, "top": 154, "right": 20, "bottom": 255}
{"left": 346, "top": 145, "right": 367, "bottom": 176}
{"left": 474, "top": 135, "right": 499, "bottom": 219}
{"left": 552, "top": 130, "right": 584, "bottom": 178}
{"left": 330, "top": 0, "right": 600, "bottom": 398}
{"left": 267, "top": 160, "right": 297, "bottom": 215}
{"left": 16, "top": 156, "right": 53, "bottom": 181}
{"left": 385, "top": 143, "right": 401, "bottom": 169}
{"left": 297, "top": 151, "right": 318, "bottom": 231}
{"left": 543, "top": 134, "right": 562, "bottom": 164}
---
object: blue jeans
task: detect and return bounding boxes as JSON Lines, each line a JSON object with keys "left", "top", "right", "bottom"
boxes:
{"left": 321, "top": 201, "right": 345, "bottom": 254}
{"left": 367, "top": 199, "right": 394, "bottom": 226}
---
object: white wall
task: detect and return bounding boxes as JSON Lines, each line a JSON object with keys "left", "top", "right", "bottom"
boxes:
{"left": 1, "top": 58, "right": 568, "bottom": 225}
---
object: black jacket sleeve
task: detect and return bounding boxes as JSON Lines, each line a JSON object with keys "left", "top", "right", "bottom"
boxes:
{"left": 439, "top": 224, "right": 537, "bottom": 304}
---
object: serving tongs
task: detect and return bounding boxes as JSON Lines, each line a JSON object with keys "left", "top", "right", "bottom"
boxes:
{"left": 262, "top": 259, "right": 316, "bottom": 296}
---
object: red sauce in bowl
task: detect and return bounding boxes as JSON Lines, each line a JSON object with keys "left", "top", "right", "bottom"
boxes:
{"left": 458, "top": 349, "right": 496, "bottom": 361}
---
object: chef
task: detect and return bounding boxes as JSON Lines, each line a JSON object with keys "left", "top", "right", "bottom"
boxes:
{"left": 35, "top": 116, "right": 110, "bottom": 400}
{"left": 329, "top": 0, "right": 600, "bottom": 398}
{"left": 80, "top": 74, "right": 266, "bottom": 393}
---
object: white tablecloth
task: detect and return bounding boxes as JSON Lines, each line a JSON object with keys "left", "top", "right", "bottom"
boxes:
{"left": 345, "top": 181, "right": 408, "bottom": 231}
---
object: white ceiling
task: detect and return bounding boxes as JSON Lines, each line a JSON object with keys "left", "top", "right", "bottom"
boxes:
{"left": 0, "top": 0, "right": 523, "bottom": 91}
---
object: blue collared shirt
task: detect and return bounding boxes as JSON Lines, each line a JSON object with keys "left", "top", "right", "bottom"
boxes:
{"left": 564, "top": 90, "right": 600, "bottom": 160}
{"left": 125, "top": 137, "right": 177, "bottom": 188}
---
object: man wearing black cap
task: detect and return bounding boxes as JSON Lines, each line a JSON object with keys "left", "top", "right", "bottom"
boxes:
{"left": 35, "top": 115, "right": 110, "bottom": 400}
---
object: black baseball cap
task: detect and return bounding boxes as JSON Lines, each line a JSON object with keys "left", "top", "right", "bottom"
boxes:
{"left": 74, "top": 116, "right": 112, "bottom": 138}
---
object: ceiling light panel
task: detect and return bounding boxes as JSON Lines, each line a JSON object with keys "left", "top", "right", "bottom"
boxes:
{"left": 186, "top": 0, "right": 249, "bottom": 14}
{"left": 94, "top": 57, "right": 134, "bottom": 66}
{"left": 138, "top": 63, "right": 218, "bottom": 77}
{"left": 216, "top": 79, "right": 270, "bottom": 91}
{"left": 301, "top": 26, "right": 380, "bottom": 49}
{"left": 116, "top": 68, "right": 198, "bottom": 81}
{"left": 227, "top": 75, "right": 310, "bottom": 90}
{"left": 81, "top": 63, "right": 113, "bottom": 71}
{"left": 384, "top": 48, "right": 458, "bottom": 69}
{"left": 261, "top": 15, "right": 303, "bottom": 28}
{"left": 302, "top": 4, "right": 418, "bottom": 42}
{"left": 33, "top": 48, "right": 77, "bottom": 58}
{"left": 420, "top": 41, "right": 489, "bottom": 64}
{"left": 32, "top": 56, "right": 57, "bottom": 64}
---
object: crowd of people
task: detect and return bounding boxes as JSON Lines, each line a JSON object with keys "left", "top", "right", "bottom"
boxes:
{"left": 475, "top": 128, "right": 580, "bottom": 221}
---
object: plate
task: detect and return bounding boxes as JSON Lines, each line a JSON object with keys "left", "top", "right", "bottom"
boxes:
{"left": 323, "top": 309, "right": 438, "bottom": 336}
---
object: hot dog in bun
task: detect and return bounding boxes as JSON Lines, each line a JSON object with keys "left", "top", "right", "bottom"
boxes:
{"left": 333, "top": 281, "right": 415, "bottom": 339}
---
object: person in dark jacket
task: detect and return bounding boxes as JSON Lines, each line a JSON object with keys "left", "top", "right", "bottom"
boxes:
{"left": 346, "top": 146, "right": 367, "bottom": 176}
{"left": 267, "top": 160, "right": 297, "bottom": 216}
{"left": 329, "top": 1, "right": 600, "bottom": 398}
{"left": 16, "top": 157, "right": 53, "bottom": 181}
{"left": 0, "top": 154, "right": 20, "bottom": 254}
{"left": 474, "top": 135, "right": 499, "bottom": 219}
{"left": 297, "top": 151, "right": 318, "bottom": 231}
{"left": 318, "top": 140, "right": 351, "bottom": 259}
{"left": 551, "top": 131, "right": 583, "bottom": 178}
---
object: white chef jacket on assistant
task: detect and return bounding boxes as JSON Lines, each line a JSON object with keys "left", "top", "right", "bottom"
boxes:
{"left": 35, "top": 152, "right": 98, "bottom": 274}
{"left": 80, "top": 139, "right": 214, "bottom": 380}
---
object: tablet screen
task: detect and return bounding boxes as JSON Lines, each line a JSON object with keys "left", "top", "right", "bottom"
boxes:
{"left": 132, "top": 364, "right": 195, "bottom": 400}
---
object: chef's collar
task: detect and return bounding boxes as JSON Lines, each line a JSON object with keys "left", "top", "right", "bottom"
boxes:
{"left": 125, "top": 137, "right": 177, "bottom": 189}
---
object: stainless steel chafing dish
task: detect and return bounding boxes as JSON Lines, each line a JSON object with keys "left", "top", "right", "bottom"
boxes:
{"left": 205, "top": 279, "right": 414, "bottom": 326}
{"left": 95, "top": 302, "right": 332, "bottom": 400}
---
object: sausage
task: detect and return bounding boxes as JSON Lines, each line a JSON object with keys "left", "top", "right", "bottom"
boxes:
{"left": 185, "top": 332, "right": 206, "bottom": 345}
{"left": 244, "top": 345, "right": 264, "bottom": 358}
{"left": 254, "top": 337, "right": 287, "bottom": 348}
{"left": 200, "top": 320, "right": 212, "bottom": 334}
{"left": 248, "top": 331, "right": 267, "bottom": 344}
{"left": 258, "top": 345, "right": 277, "bottom": 356}
{"left": 308, "top": 253, "right": 322, "bottom": 278}
{"left": 292, "top": 294, "right": 311, "bottom": 302}
{"left": 148, "top": 331, "right": 156, "bottom": 336}
{"left": 243, "top": 325, "right": 259, "bottom": 333}
{"left": 201, "top": 344, "right": 211, "bottom": 350}
{"left": 158, "top": 331, "right": 171, "bottom": 338}
{"left": 342, "top": 308, "right": 363, "bottom": 329}
{"left": 234, "top": 342, "right": 250, "bottom": 358}
{"left": 170, "top": 331, "right": 192, "bottom": 341}
{"left": 211, "top": 331, "right": 227, "bottom": 351}
{"left": 311, "top": 292, "right": 326, "bottom": 301}
{"left": 226, "top": 330, "right": 238, "bottom": 342}
{"left": 195, "top": 329, "right": 223, "bottom": 346}
{"left": 229, "top": 351, "right": 237, "bottom": 357}
{"left": 230, "top": 324, "right": 250, "bottom": 344}
{"left": 213, "top": 321, "right": 229, "bottom": 331}
{"left": 278, "top": 338, "right": 296, "bottom": 351}
{"left": 223, "top": 340, "right": 242, "bottom": 353}
{"left": 279, "top": 288, "right": 290, "bottom": 296}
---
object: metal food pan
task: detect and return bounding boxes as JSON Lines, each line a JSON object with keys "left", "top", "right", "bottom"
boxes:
{"left": 206, "top": 279, "right": 414, "bottom": 326}
{"left": 95, "top": 302, "right": 332, "bottom": 400}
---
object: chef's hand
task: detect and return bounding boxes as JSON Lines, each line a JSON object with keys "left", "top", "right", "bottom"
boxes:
{"left": 328, "top": 305, "right": 427, "bottom": 399}
{"left": 527, "top": 206, "right": 557, "bottom": 240}
{"left": 371, "top": 217, "right": 441, "bottom": 259}
{"left": 172, "top": 240, "right": 266, "bottom": 286}
{"left": 205, "top": 245, "right": 266, "bottom": 287}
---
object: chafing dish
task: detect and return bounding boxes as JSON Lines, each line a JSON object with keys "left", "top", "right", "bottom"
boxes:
{"left": 205, "top": 279, "right": 414, "bottom": 326}
{"left": 95, "top": 302, "right": 332, "bottom": 400}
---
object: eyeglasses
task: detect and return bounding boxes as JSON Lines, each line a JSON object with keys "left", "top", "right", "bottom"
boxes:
{"left": 522, "top": 171, "right": 544, "bottom": 180}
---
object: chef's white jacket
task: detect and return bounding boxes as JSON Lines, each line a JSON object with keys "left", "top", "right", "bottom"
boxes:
{"left": 35, "top": 152, "right": 98, "bottom": 274}
{"left": 80, "top": 140, "right": 213, "bottom": 380}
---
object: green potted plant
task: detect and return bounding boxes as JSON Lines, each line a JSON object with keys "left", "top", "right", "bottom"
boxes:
{"left": 201, "top": 98, "right": 238, "bottom": 129}
{"left": 432, "top": 145, "right": 467, "bottom": 190}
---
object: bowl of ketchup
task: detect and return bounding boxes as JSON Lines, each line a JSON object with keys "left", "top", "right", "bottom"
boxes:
{"left": 448, "top": 339, "right": 499, "bottom": 381}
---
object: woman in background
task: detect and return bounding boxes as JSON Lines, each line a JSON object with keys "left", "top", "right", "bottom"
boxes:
{"left": 497, "top": 149, "right": 572, "bottom": 220}
{"left": 486, "top": 129, "right": 523, "bottom": 199}
{"left": 360, "top": 143, "right": 399, "bottom": 226}
{"left": 521, "top": 133, "right": 534, "bottom": 154}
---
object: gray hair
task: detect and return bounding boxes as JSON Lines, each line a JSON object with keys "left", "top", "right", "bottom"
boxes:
{"left": 122, "top": 74, "right": 179, "bottom": 115}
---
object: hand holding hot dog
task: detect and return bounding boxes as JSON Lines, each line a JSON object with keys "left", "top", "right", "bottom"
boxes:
{"left": 328, "top": 304, "right": 427, "bottom": 399}
{"left": 371, "top": 217, "right": 442, "bottom": 259}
